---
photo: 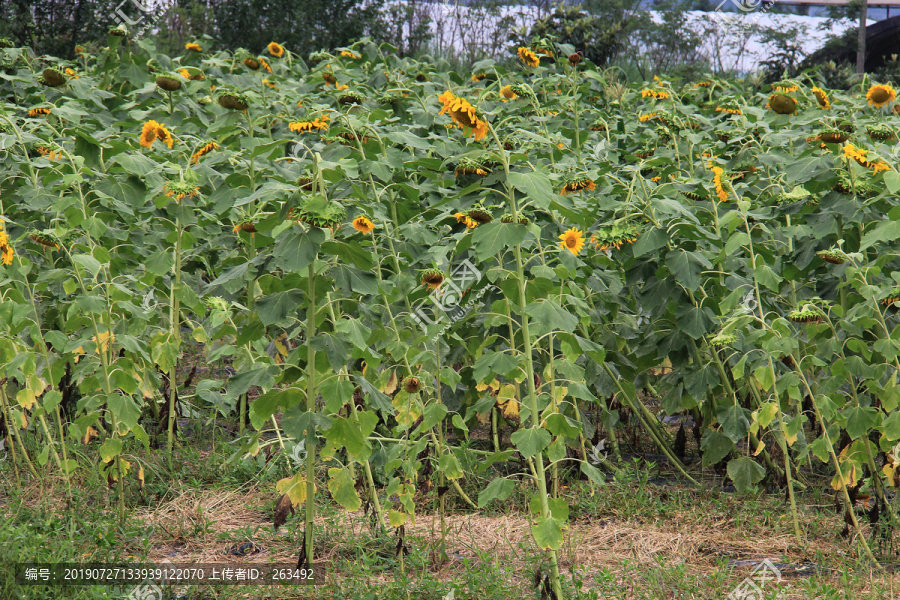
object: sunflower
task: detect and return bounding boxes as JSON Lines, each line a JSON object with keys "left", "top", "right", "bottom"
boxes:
{"left": 694, "top": 81, "right": 712, "bottom": 87}
{"left": 768, "top": 93, "right": 797, "bottom": 115}
{"left": 559, "top": 228, "right": 585, "bottom": 256}
{"left": 560, "top": 177, "right": 595, "bottom": 195}
{"left": 232, "top": 222, "right": 257, "bottom": 235}
{"left": 289, "top": 114, "right": 330, "bottom": 133}
{"left": 28, "top": 230, "right": 60, "bottom": 250}
{"left": 590, "top": 222, "right": 641, "bottom": 251}
{"left": 163, "top": 181, "right": 199, "bottom": 201}
{"left": 812, "top": 86, "right": 830, "bottom": 109}
{"left": 155, "top": 74, "right": 182, "bottom": 91}
{"left": 421, "top": 269, "right": 446, "bottom": 291}
{"left": 437, "top": 90, "right": 489, "bottom": 141}
{"left": 28, "top": 107, "right": 51, "bottom": 117}
{"left": 817, "top": 248, "right": 845, "bottom": 265}
{"left": 843, "top": 142, "right": 871, "bottom": 167}
{"left": 185, "top": 42, "right": 202, "bottom": 52}
{"left": 453, "top": 212, "right": 478, "bottom": 229}
{"left": 340, "top": 50, "right": 361, "bottom": 59}
{"left": 712, "top": 166, "right": 730, "bottom": 202}
{"left": 641, "top": 88, "right": 670, "bottom": 100}
{"left": 867, "top": 84, "right": 896, "bottom": 108}
{"left": 466, "top": 206, "right": 493, "bottom": 226}
{"left": 517, "top": 47, "right": 539, "bottom": 68}
{"left": 268, "top": 42, "right": 285, "bottom": 58}
{"left": 639, "top": 112, "right": 658, "bottom": 122}
{"left": 715, "top": 106, "right": 742, "bottom": 115}
{"left": 39, "top": 68, "right": 65, "bottom": 87}
{"left": 217, "top": 91, "right": 249, "bottom": 111}
{"left": 243, "top": 57, "right": 260, "bottom": 70}
{"left": 472, "top": 72, "right": 486, "bottom": 82}
{"left": 259, "top": 58, "right": 272, "bottom": 73}
{"left": 0, "top": 221, "right": 14, "bottom": 265}
{"left": 178, "top": 68, "right": 204, "bottom": 81}
{"left": 139, "top": 120, "right": 174, "bottom": 149}
{"left": 191, "top": 141, "right": 219, "bottom": 164}
{"left": 499, "top": 85, "right": 517, "bottom": 101}
{"left": 35, "top": 146, "right": 62, "bottom": 161}
{"left": 352, "top": 216, "right": 375, "bottom": 234}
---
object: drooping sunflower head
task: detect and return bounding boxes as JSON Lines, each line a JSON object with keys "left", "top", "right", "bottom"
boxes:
{"left": 191, "top": 141, "right": 219, "bottom": 164}
{"left": 867, "top": 123, "right": 897, "bottom": 141}
{"left": 817, "top": 128, "right": 848, "bottom": 144}
{"left": 0, "top": 222, "right": 13, "bottom": 265}
{"left": 472, "top": 72, "right": 486, "bottom": 82}
{"left": 243, "top": 57, "right": 260, "bottom": 70}
{"left": 772, "top": 80, "right": 800, "bottom": 93}
{"left": 499, "top": 85, "right": 517, "bottom": 101}
{"left": 882, "top": 286, "right": 900, "bottom": 308}
{"left": 466, "top": 205, "right": 494, "bottom": 226}
{"left": 185, "top": 42, "right": 202, "bottom": 52}
{"left": 867, "top": 83, "right": 896, "bottom": 108}
{"left": 560, "top": 175, "right": 596, "bottom": 196}
{"left": 39, "top": 68, "right": 66, "bottom": 87}
{"left": 768, "top": 93, "right": 797, "bottom": 115}
{"left": 843, "top": 142, "right": 869, "bottom": 166}
{"left": 517, "top": 47, "right": 540, "bottom": 68}
{"left": 27, "top": 106, "right": 52, "bottom": 117}
{"left": 308, "top": 50, "right": 332, "bottom": 65}
{"left": 217, "top": 91, "right": 249, "bottom": 111}
{"left": 28, "top": 229, "right": 60, "bottom": 250}
{"left": 421, "top": 268, "right": 446, "bottom": 291}
{"left": 108, "top": 25, "right": 127, "bottom": 37}
{"left": 337, "top": 91, "right": 365, "bottom": 105}
{"left": 812, "top": 86, "right": 830, "bottom": 109}
{"left": 590, "top": 222, "right": 642, "bottom": 252}
{"left": 710, "top": 332, "right": 737, "bottom": 347}
{"left": 500, "top": 213, "right": 530, "bottom": 225}
{"left": 817, "top": 248, "right": 846, "bottom": 265}
{"left": 288, "top": 195, "right": 346, "bottom": 229}
{"left": 559, "top": 228, "right": 585, "bottom": 256}
{"left": 352, "top": 215, "right": 375, "bottom": 234}
{"left": 454, "top": 155, "right": 493, "bottom": 177}
{"left": 155, "top": 73, "right": 183, "bottom": 92}
{"left": 163, "top": 181, "right": 199, "bottom": 202}
{"left": 339, "top": 50, "right": 362, "bottom": 60}
{"left": 403, "top": 377, "right": 421, "bottom": 393}
{"left": 787, "top": 302, "right": 827, "bottom": 324}
{"left": 832, "top": 171, "right": 877, "bottom": 196}
{"left": 641, "top": 88, "right": 670, "bottom": 100}
{"left": 437, "top": 90, "right": 488, "bottom": 140}
{"left": 268, "top": 42, "right": 285, "bottom": 58}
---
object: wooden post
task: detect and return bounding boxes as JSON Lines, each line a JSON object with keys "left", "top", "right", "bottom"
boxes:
{"left": 857, "top": 0, "right": 868, "bottom": 74}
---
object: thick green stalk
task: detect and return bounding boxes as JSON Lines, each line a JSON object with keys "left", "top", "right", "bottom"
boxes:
{"left": 167, "top": 216, "right": 183, "bottom": 469}
{"left": 304, "top": 261, "right": 317, "bottom": 565}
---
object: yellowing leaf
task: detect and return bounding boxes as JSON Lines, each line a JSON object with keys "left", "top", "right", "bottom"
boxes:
{"left": 552, "top": 386, "right": 568, "bottom": 405}
{"left": 276, "top": 473, "right": 311, "bottom": 507}
{"left": 137, "top": 464, "right": 145, "bottom": 488}
{"left": 382, "top": 370, "right": 398, "bottom": 395}
{"left": 756, "top": 401, "right": 779, "bottom": 428}
{"left": 752, "top": 439, "right": 765, "bottom": 456}
{"left": 16, "top": 388, "right": 35, "bottom": 411}
{"left": 108, "top": 458, "right": 130, "bottom": 482}
{"left": 830, "top": 461, "right": 859, "bottom": 491}
{"left": 83, "top": 426, "right": 99, "bottom": 445}
{"left": 476, "top": 379, "right": 499, "bottom": 394}
{"left": 388, "top": 509, "right": 408, "bottom": 528}
{"left": 884, "top": 463, "right": 897, "bottom": 487}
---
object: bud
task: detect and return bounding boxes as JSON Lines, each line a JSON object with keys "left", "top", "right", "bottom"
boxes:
{"left": 568, "top": 53, "right": 582, "bottom": 67}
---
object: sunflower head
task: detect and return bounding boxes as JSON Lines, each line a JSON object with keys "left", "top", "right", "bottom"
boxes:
{"left": 288, "top": 195, "right": 346, "bottom": 229}
{"left": 590, "top": 222, "right": 642, "bottom": 252}
{"left": 155, "top": 74, "right": 183, "bottom": 92}
{"left": 268, "top": 42, "right": 285, "bottom": 58}
{"left": 352, "top": 215, "right": 375, "bottom": 234}
{"left": 867, "top": 123, "right": 897, "bottom": 141}
{"left": 39, "top": 68, "right": 66, "bottom": 87}
{"left": 217, "top": 91, "right": 249, "bottom": 111}
{"left": 817, "top": 248, "right": 846, "bottom": 265}
{"left": 517, "top": 47, "right": 540, "bottom": 68}
{"left": 243, "top": 57, "right": 260, "bottom": 70}
{"left": 466, "top": 205, "right": 494, "bottom": 226}
{"left": 108, "top": 25, "right": 127, "bottom": 37}
{"left": 421, "top": 268, "right": 446, "bottom": 291}
{"left": 568, "top": 52, "right": 582, "bottom": 66}
{"left": 817, "top": 129, "right": 849, "bottom": 144}
{"left": 768, "top": 93, "right": 797, "bottom": 115}
{"left": 787, "top": 303, "right": 826, "bottom": 324}
{"left": 772, "top": 80, "right": 800, "bottom": 93}
{"left": 812, "top": 86, "right": 830, "bottom": 109}
{"left": 0, "top": 38, "right": 14, "bottom": 49}
{"left": 337, "top": 91, "right": 365, "bottom": 105}
{"left": 560, "top": 175, "right": 596, "bottom": 196}
{"left": 500, "top": 213, "right": 530, "bottom": 225}
{"left": 882, "top": 286, "right": 900, "bottom": 308}
{"left": 185, "top": 42, "right": 202, "bottom": 52}
{"left": 163, "top": 181, "right": 199, "bottom": 202}
{"left": 403, "top": 377, "right": 421, "bottom": 393}
{"left": 710, "top": 332, "right": 737, "bottom": 347}
{"left": 28, "top": 229, "right": 60, "bottom": 250}
{"left": 308, "top": 51, "right": 332, "bottom": 65}
{"left": 867, "top": 84, "right": 896, "bottom": 107}
{"left": 559, "top": 228, "right": 585, "bottom": 256}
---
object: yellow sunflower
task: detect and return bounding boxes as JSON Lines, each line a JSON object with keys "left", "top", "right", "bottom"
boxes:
{"left": 867, "top": 84, "right": 896, "bottom": 108}
{"left": 500, "top": 85, "right": 517, "bottom": 101}
{"left": 191, "top": 141, "right": 219, "bottom": 164}
{"left": 812, "top": 86, "right": 830, "bottom": 109}
{"left": 185, "top": 42, "right": 202, "bottom": 52}
{"left": 0, "top": 221, "right": 14, "bottom": 266}
{"left": 437, "top": 90, "right": 488, "bottom": 141}
{"left": 517, "top": 47, "right": 539, "bottom": 68}
{"left": 559, "top": 228, "right": 585, "bottom": 256}
{"left": 352, "top": 216, "right": 375, "bottom": 234}
{"left": 712, "top": 166, "right": 729, "bottom": 202}
{"left": 268, "top": 42, "right": 285, "bottom": 58}
{"left": 28, "top": 107, "right": 51, "bottom": 117}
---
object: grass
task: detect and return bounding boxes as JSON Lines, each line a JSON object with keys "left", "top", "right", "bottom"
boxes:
{"left": 3, "top": 417, "right": 900, "bottom": 600}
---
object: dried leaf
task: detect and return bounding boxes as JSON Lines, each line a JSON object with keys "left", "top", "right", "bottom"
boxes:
{"left": 382, "top": 370, "right": 398, "bottom": 395}
{"left": 83, "top": 426, "right": 99, "bottom": 445}
{"left": 274, "top": 493, "right": 294, "bottom": 531}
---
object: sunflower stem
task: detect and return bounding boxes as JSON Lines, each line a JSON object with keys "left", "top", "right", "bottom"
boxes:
{"left": 304, "top": 260, "right": 318, "bottom": 567}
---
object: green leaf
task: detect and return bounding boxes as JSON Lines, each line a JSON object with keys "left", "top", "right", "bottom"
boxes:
{"left": 72, "top": 254, "right": 102, "bottom": 278}
{"left": 543, "top": 413, "right": 581, "bottom": 438}
{"left": 273, "top": 228, "right": 324, "bottom": 272}
{"left": 413, "top": 402, "right": 448, "bottom": 436}
{"left": 335, "top": 318, "right": 371, "bottom": 350}
{"left": 675, "top": 304, "right": 713, "bottom": 340}
{"left": 666, "top": 249, "right": 708, "bottom": 292}
{"left": 511, "top": 427, "right": 552, "bottom": 458}
{"left": 471, "top": 222, "right": 527, "bottom": 261}
{"left": 99, "top": 437, "right": 123, "bottom": 462}
{"left": 885, "top": 171, "right": 900, "bottom": 194}
{"left": 438, "top": 453, "right": 464, "bottom": 479}
{"left": 321, "top": 379, "right": 355, "bottom": 414}
{"left": 472, "top": 351, "right": 520, "bottom": 382}
{"left": 478, "top": 477, "right": 516, "bottom": 507}
{"left": 256, "top": 290, "right": 304, "bottom": 326}
{"left": 250, "top": 387, "right": 303, "bottom": 429}
{"left": 107, "top": 394, "right": 141, "bottom": 431}
{"left": 580, "top": 462, "right": 606, "bottom": 486}
{"left": 327, "top": 466, "right": 362, "bottom": 511}
{"left": 531, "top": 516, "right": 565, "bottom": 550}
{"left": 524, "top": 300, "right": 577, "bottom": 335}
{"left": 727, "top": 457, "right": 766, "bottom": 493}
{"left": 700, "top": 430, "right": 734, "bottom": 466}
{"left": 844, "top": 406, "right": 880, "bottom": 440}
{"left": 861, "top": 220, "right": 900, "bottom": 251}
{"left": 508, "top": 171, "right": 554, "bottom": 208}
{"left": 718, "top": 404, "right": 750, "bottom": 442}
{"left": 150, "top": 331, "right": 180, "bottom": 373}
{"left": 325, "top": 417, "right": 367, "bottom": 459}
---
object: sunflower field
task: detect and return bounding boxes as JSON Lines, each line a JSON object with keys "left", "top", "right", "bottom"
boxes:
{"left": 5, "top": 28, "right": 900, "bottom": 598}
